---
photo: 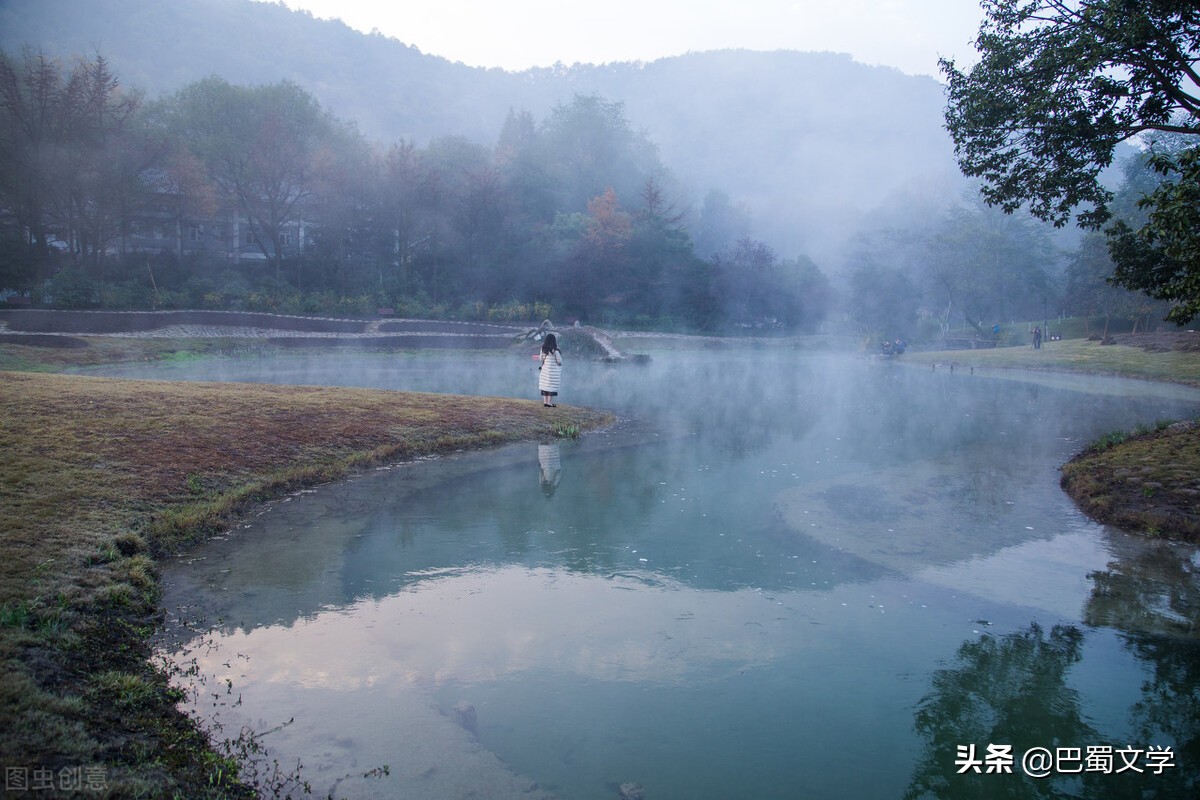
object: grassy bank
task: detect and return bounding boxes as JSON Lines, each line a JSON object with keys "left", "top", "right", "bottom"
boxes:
{"left": 1060, "top": 420, "right": 1200, "bottom": 542}
{"left": 901, "top": 335, "right": 1200, "bottom": 387}
{"left": 0, "top": 369, "right": 613, "bottom": 798}
{"left": 0, "top": 336, "right": 270, "bottom": 372}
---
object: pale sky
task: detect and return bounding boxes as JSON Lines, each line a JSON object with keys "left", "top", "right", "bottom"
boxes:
{"left": 276, "top": 0, "right": 985, "bottom": 78}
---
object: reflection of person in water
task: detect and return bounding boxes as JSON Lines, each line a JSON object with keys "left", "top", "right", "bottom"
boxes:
{"left": 538, "top": 443, "right": 561, "bottom": 498}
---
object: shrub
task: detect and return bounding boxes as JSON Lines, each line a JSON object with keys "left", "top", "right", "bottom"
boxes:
{"left": 100, "top": 280, "right": 155, "bottom": 309}
{"left": 557, "top": 327, "right": 607, "bottom": 358}
{"left": 334, "top": 294, "right": 375, "bottom": 317}
{"left": 458, "top": 300, "right": 488, "bottom": 320}
{"left": 47, "top": 269, "right": 98, "bottom": 309}
{"left": 486, "top": 300, "right": 531, "bottom": 322}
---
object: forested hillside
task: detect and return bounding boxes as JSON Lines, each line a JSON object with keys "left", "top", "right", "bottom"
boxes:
{"left": 0, "top": 0, "right": 959, "bottom": 266}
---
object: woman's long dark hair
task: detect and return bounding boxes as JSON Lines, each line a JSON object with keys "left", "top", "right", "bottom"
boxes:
{"left": 541, "top": 333, "right": 558, "bottom": 354}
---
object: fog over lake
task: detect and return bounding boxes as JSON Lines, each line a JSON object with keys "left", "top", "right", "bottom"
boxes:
{"left": 87, "top": 349, "right": 1200, "bottom": 799}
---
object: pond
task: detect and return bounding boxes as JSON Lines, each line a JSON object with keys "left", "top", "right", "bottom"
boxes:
{"left": 91, "top": 349, "right": 1200, "bottom": 799}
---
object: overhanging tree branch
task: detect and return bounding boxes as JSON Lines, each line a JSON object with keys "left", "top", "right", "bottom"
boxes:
{"left": 944, "top": 0, "right": 1200, "bottom": 321}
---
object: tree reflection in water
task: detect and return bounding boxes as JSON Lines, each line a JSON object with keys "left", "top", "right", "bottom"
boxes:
{"left": 907, "top": 538, "right": 1200, "bottom": 799}
{"left": 1117, "top": 635, "right": 1200, "bottom": 799}
{"left": 905, "top": 623, "right": 1095, "bottom": 799}
{"left": 1084, "top": 539, "right": 1198, "bottom": 639}
{"left": 1085, "top": 539, "right": 1200, "bottom": 799}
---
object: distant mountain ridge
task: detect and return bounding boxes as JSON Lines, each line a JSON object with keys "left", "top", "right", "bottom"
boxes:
{"left": 0, "top": 0, "right": 964, "bottom": 266}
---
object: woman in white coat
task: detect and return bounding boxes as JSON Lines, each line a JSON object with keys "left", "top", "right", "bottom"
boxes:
{"left": 538, "top": 333, "right": 562, "bottom": 407}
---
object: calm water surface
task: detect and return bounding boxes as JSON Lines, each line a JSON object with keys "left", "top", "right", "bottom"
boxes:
{"left": 95, "top": 350, "right": 1200, "bottom": 799}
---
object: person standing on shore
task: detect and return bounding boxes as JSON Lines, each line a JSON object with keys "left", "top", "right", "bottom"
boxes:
{"left": 539, "top": 333, "right": 562, "bottom": 406}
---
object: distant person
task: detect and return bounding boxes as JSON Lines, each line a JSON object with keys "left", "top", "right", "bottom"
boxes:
{"left": 539, "top": 332, "right": 562, "bottom": 406}
{"left": 1032, "top": 326, "right": 1042, "bottom": 350}
{"left": 992, "top": 323, "right": 1001, "bottom": 339}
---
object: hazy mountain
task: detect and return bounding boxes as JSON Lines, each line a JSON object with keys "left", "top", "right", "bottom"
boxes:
{"left": 1, "top": 0, "right": 964, "bottom": 267}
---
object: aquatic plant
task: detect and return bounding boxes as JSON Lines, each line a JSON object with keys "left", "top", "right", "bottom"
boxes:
{"left": 554, "top": 423, "right": 581, "bottom": 439}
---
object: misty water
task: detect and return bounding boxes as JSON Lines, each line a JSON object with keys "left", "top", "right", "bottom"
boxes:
{"left": 92, "top": 349, "right": 1200, "bottom": 799}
